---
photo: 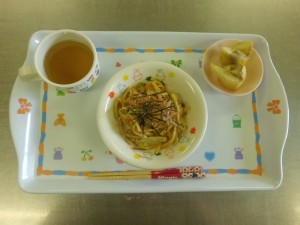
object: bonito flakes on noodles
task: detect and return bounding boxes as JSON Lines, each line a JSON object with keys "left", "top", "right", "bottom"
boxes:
{"left": 113, "top": 78, "right": 188, "bottom": 152}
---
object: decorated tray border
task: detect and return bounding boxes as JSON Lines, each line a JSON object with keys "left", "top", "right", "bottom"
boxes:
{"left": 31, "top": 47, "right": 263, "bottom": 177}
{"left": 11, "top": 31, "right": 289, "bottom": 192}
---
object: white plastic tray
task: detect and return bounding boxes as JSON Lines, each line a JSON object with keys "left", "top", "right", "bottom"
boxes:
{"left": 9, "top": 31, "right": 289, "bottom": 193}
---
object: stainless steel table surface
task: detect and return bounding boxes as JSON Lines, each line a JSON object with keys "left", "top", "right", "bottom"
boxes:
{"left": 1, "top": 0, "right": 299, "bottom": 224}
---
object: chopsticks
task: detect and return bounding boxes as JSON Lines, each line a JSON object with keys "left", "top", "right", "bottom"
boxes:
{"left": 88, "top": 166, "right": 205, "bottom": 180}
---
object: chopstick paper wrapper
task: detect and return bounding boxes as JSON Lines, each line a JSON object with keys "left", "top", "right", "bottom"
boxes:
{"left": 88, "top": 166, "right": 205, "bottom": 180}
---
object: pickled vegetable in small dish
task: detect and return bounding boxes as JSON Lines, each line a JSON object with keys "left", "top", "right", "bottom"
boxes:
{"left": 203, "top": 39, "right": 264, "bottom": 96}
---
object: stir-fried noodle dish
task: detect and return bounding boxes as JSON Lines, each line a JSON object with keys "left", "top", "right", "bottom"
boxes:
{"left": 113, "top": 79, "right": 188, "bottom": 152}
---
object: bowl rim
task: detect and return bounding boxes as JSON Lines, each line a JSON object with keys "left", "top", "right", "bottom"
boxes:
{"left": 96, "top": 61, "right": 208, "bottom": 169}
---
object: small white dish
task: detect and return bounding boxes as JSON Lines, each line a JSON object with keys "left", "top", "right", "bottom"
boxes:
{"left": 202, "top": 39, "right": 264, "bottom": 96}
{"left": 97, "top": 61, "right": 208, "bottom": 169}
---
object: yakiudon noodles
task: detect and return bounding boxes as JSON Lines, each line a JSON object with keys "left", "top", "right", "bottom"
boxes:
{"left": 113, "top": 79, "right": 189, "bottom": 152}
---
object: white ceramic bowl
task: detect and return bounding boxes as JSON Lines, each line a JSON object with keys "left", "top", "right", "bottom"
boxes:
{"left": 97, "top": 61, "right": 207, "bottom": 169}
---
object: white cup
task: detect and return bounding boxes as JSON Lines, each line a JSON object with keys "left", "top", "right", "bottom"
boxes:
{"left": 18, "top": 29, "right": 100, "bottom": 93}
